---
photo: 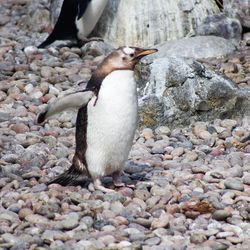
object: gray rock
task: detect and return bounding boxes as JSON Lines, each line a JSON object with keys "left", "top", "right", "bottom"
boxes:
{"left": 212, "top": 210, "right": 232, "bottom": 221}
{"left": 224, "top": 178, "right": 244, "bottom": 191}
{"left": 224, "top": 0, "right": 250, "bottom": 28}
{"left": 145, "top": 36, "right": 236, "bottom": 60}
{"left": 81, "top": 41, "right": 114, "bottom": 57}
{"left": 243, "top": 174, "right": 250, "bottom": 185}
{"left": 138, "top": 56, "right": 249, "bottom": 128}
{"left": 196, "top": 14, "right": 242, "bottom": 42}
{"left": 94, "top": 0, "right": 219, "bottom": 46}
{"left": 190, "top": 232, "right": 207, "bottom": 244}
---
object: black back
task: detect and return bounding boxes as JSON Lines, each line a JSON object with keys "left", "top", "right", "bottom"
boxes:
{"left": 38, "top": 0, "right": 91, "bottom": 48}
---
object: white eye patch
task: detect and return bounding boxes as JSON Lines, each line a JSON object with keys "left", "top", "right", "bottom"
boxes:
{"left": 123, "top": 46, "right": 135, "bottom": 55}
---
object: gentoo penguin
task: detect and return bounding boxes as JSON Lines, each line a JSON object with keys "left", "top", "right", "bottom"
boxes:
{"left": 38, "top": 0, "right": 108, "bottom": 48}
{"left": 37, "top": 46, "right": 158, "bottom": 192}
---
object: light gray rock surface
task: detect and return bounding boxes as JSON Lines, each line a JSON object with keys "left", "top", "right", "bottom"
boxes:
{"left": 224, "top": 0, "right": 250, "bottom": 28}
{"left": 138, "top": 56, "right": 250, "bottom": 128}
{"left": 92, "top": 0, "right": 219, "bottom": 47}
{"left": 196, "top": 14, "right": 242, "bottom": 43}
{"left": 145, "top": 36, "right": 236, "bottom": 60}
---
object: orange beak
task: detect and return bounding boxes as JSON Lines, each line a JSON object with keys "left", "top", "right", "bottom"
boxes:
{"left": 135, "top": 48, "right": 158, "bottom": 59}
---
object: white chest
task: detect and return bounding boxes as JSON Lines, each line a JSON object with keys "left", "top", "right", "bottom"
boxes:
{"left": 85, "top": 70, "right": 138, "bottom": 178}
{"left": 75, "top": 0, "right": 108, "bottom": 39}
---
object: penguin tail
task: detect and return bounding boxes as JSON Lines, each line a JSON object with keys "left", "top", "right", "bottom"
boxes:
{"left": 47, "top": 153, "right": 91, "bottom": 187}
{"left": 47, "top": 164, "right": 90, "bottom": 187}
{"left": 38, "top": 35, "right": 56, "bottom": 49}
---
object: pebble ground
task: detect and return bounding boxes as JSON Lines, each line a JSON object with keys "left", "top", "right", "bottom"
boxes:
{"left": 1, "top": 1, "right": 250, "bottom": 249}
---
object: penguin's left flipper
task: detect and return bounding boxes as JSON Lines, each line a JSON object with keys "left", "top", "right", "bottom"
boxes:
{"left": 37, "top": 91, "right": 93, "bottom": 124}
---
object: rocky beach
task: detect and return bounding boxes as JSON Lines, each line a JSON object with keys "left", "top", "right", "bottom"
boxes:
{"left": 1, "top": 0, "right": 250, "bottom": 249}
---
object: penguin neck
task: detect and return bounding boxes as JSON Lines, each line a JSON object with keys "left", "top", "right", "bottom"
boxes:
{"left": 75, "top": 0, "right": 108, "bottom": 39}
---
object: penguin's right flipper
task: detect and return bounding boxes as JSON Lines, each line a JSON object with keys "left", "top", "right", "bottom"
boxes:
{"left": 37, "top": 91, "right": 93, "bottom": 124}
{"left": 38, "top": 0, "right": 79, "bottom": 48}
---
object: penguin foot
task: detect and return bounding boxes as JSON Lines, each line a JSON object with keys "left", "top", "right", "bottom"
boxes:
{"left": 93, "top": 179, "right": 115, "bottom": 193}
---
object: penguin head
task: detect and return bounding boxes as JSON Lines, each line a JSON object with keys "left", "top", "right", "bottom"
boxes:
{"left": 101, "top": 46, "right": 158, "bottom": 72}
{"left": 114, "top": 46, "right": 158, "bottom": 70}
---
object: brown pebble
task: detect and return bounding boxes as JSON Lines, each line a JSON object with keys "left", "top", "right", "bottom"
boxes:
{"left": 18, "top": 208, "right": 34, "bottom": 220}
{"left": 10, "top": 123, "right": 29, "bottom": 133}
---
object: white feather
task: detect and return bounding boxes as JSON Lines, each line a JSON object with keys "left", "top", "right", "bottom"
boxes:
{"left": 75, "top": 0, "right": 108, "bottom": 40}
{"left": 123, "top": 47, "right": 135, "bottom": 55}
{"left": 85, "top": 70, "right": 138, "bottom": 179}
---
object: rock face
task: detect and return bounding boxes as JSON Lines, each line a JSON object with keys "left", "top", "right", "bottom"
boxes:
{"left": 196, "top": 14, "right": 242, "bottom": 42}
{"left": 93, "top": 0, "right": 219, "bottom": 47}
{"left": 145, "top": 36, "right": 236, "bottom": 60}
{"left": 137, "top": 57, "right": 250, "bottom": 128}
{"left": 223, "top": 0, "right": 250, "bottom": 28}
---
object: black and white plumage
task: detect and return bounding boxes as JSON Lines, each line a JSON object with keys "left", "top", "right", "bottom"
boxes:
{"left": 38, "top": 0, "right": 108, "bottom": 48}
{"left": 37, "top": 46, "right": 158, "bottom": 192}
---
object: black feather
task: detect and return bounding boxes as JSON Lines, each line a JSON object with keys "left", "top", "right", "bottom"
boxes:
{"left": 37, "top": 111, "right": 47, "bottom": 124}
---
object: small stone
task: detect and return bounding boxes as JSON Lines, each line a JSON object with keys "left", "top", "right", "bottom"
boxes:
{"left": 184, "top": 151, "right": 198, "bottom": 161}
{"left": 74, "top": 240, "right": 96, "bottom": 249}
{"left": 141, "top": 128, "right": 154, "bottom": 139}
{"left": 212, "top": 210, "right": 232, "bottom": 221}
{"left": 151, "top": 212, "right": 170, "bottom": 229}
{"left": 129, "top": 232, "right": 146, "bottom": 242}
{"left": 220, "top": 119, "right": 237, "bottom": 130}
{"left": 30, "top": 90, "right": 43, "bottom": 99}
{"left": 10, "top": 123, "right": 29, "bottom": 134}
{"left": 155, "top": 126, "right": 171, "bottom": 136}
{"left": 98, "top": 235, "right": 116, "bottom": 246}
{"left": 216, "top": 232, "right": 234, "bottom": 238}
{"left": 190, "top": 232, "right": 207, "bottom": 244}
{"left": 61, "top": 212, "right": 80, "bottom": 230}
{"left": 134, "top": 189, "right": 151, "bottom": 201}
{"left": 110, "top": 201, "right": 124, "bottom": 215}
{"left": 199, "top": 131, "right": 212, "bottom": 140}
{"left": 171, "top": 147, "right": 184, "bottom": 157}
{"left": 224, "top": 178, "right": 244, "bottom": 191}
{"left": 144, "top": 237, "right": 161, "bottom": 246}
{"left": 18, "top": 208, "right": 34, "bottom": 220}
{"left": 25, "top": 214, "right": 49, "bottom": 225}
{"left": 24, "top": 46, "right": 38, "bottom": 56}
{"left": 243, "top": 174, "right": 250, "bottom": 185}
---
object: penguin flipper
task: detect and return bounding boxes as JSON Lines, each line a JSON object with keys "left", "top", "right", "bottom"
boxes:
{"left": 37, "top": 91, "right": 93, "bottom": 123}
{"left": 76, "top": 0, "right": 91, "bottom": 20}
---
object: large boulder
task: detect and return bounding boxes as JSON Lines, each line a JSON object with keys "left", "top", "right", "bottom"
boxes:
{"left": 196, "top": 14, "right": 242, "bottom": 43}
{"left": 93, "top": 0, "right": 219, "bottom": 47}
{"left": 223, "top": 0, "right": 250, "bottom": 28}
{"left": 145, "top": 36, "right": 236, "bottom": 60}
{"left": 137, "top": 57, "right": 250, "bottom": 128}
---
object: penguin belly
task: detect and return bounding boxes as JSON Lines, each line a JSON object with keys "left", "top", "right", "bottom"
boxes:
{"left": 75, "top": 0, "right": 108, "bottom": 40}
{"left": 85, "top": 70, "right": 138, "bottom": 179}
